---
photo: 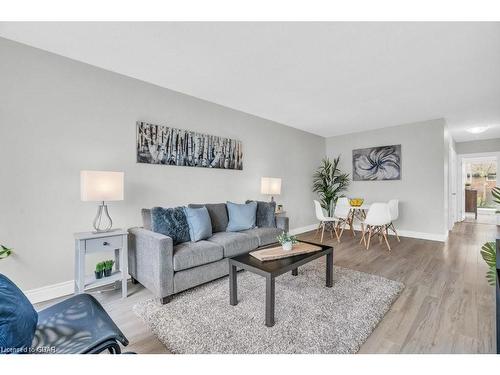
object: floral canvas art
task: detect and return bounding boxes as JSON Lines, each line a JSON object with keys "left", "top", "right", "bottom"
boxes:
{"left": 352, "top": 145, "right": 401, "bottom": 181}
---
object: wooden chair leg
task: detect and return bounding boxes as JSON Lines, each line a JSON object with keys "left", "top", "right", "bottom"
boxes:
{"left": 390, "top": 223, "right": 400, "bottom": 242}
{"left": 366, "top": 226, "right": 373, "bottom": 249}
{"left": 320, "top": 222, "right": 325, "bottom": 243}
{"left": 315, "top": 222, "right": 322, "bottom": 237}
{"left": 382, "top": 226, "right": 392, "bottom": 251}
{"left": 339, "top": 220, "right": 346, "bottom": 240}
{"left": 359, "top": 222, "right": 366, "bottom": 245}
{"left": 333, "top": 223, "right": 340, "bottom": 243}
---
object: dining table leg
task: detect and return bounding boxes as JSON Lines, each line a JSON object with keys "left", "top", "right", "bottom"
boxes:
{"left": 349, "top": 209, "right": 356, "bottom": 237}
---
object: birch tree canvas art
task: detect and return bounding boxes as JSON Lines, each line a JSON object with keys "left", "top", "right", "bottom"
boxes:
{"left": 136, "top": 121, "right": 243, "bottom": 170}
{"left": 352, "top": 144, "right": 401, "bottom": 181}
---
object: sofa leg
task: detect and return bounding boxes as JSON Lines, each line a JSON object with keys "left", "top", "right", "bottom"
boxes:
{"left": 131, "top": 277, "right": 139, "bottom": 285}
{"left": 159, "top": 296, "right": 172, "bottom": 305}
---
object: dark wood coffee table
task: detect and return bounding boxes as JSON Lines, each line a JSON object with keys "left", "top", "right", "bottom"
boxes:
{"left": 228, "top": 240, "right": 333, "bottom": 327}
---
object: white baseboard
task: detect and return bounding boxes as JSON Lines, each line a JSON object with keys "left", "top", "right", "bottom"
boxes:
{"left": 292, "top": 222, "right": 447, "bottom": 243}
{"left": 25, "top": 223, "right": 445, "bottom": 304}
{"left": 349, "top": 223, "right": 447, "bottom": 242}
{"left": 289, "top": 224, "right": 319, "bottom": 236}
{"left": 24, "top": 280, "right": 74, "bottom": 304}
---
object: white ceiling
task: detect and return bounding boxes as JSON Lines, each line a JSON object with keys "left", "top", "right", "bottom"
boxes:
{"left": 1, "top": 22, "right": 499, "bottom": 142}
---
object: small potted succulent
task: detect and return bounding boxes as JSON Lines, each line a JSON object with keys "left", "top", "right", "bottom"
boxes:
{"left": 103, "top": 259, "right": 115, "bottom": 277}
{"left": 95, "top": 261, "right": 105, "bottom": 279}
{"left": 277, "top": 233, "right": 298, "bottom": 251}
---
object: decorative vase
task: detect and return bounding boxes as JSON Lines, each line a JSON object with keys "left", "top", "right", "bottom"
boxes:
{"left": 282, "top": 241, "right": 293, "bottom": 251}
{"left": 94, "top": 270, "right": 103, "bottom": 279}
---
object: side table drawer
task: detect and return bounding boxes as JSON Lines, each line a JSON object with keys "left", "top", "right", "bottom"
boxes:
{"left": 85, "top": 235, "right": 123, "bottom": 253}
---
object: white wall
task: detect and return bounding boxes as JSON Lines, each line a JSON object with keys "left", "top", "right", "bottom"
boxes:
{"left": 0, "top": 38, "right": 325, "bottom": 291}
{"left": 325, "top": 119, "right": 448, "bottom": 240}
{"left": 455, "top": 138, "right": 500, "bottom": 154}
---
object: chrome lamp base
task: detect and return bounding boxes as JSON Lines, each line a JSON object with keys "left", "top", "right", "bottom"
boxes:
{"left": 92, "top": 201, "right": 113, "bottom": 233}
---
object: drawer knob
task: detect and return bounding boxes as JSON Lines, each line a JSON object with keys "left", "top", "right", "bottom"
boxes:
{"left": 103, "top": 241, "right": 110, "bottom": 246}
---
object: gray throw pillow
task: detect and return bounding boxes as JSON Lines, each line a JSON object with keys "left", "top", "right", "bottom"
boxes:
{"left": 246, "top": 200, "right": 276, "bottom": 228}
{"left": 188, "top": 203, "right": 228, "bottom": 232}
{"left": 151, "top": 207, "right": 191, "bottom": 245}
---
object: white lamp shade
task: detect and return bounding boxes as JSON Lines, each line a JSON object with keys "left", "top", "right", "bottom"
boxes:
{"left": 261, "top": 177, "right": 281, "bottom": 195}
{"left": 80, "top": 170, "right": 124, "bottom": 202}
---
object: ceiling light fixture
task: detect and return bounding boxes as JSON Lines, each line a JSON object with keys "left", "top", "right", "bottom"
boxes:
{"left": 466, "top": 126, "right": 490, "bottom": 134}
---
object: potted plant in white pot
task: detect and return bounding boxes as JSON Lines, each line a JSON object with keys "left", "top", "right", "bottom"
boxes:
{"left": 312, "top": 156, "right": 350, "bottom": 217}
{"left": 277, "top": 233, "right": 298, "bottom": 251}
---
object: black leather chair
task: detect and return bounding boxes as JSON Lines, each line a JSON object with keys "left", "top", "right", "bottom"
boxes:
{"left": 32, "top": 293, "right": 129, "bottom": 354}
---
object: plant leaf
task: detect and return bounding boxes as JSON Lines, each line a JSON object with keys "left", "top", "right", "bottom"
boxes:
{"left": 486, "top": 267, "right": 497, "bottom": 286}
{"left": 492, "top": 187, "right": 500, "bottom": 204}
{"left": 480, "top": 242, "right": 496, "bottom": 268}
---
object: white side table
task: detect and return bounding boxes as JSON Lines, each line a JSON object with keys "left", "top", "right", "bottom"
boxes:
{"left": 74, "top": 229, "right": 128, "bottom": 298}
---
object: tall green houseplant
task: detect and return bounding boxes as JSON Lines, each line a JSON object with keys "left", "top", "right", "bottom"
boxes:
{"left": 312, "top": 156, "right": 350, "bottom": 216}
{"left": 480, "top": 186, "right": 500, "bottom": 285}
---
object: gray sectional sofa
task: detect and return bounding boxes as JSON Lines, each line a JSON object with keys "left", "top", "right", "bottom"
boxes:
{"left": 128, "top": 203, "right": 289, "bottom": 304}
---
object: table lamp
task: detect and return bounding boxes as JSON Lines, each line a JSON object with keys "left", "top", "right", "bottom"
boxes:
{"left": 81, "top": 170, "right": 124, "bottom": 233}
{"left": 261, "top": 177, "right": 281, "bottom": 202}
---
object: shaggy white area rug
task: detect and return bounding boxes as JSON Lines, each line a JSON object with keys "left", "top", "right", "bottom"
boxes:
{"left": 133, "top": 260, "right": 403, "bottom": 354}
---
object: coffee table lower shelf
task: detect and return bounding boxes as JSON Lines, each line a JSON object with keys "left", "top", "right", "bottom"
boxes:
{"left": 228, "top": 241, "right": 334, "bottom": 327}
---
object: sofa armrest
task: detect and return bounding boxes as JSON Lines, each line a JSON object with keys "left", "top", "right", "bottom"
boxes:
{"left": 128, "top": 227, "right": 174, "bottom": 298}
{"left": 276, "top": 216, "right": 289, "bottom": 233}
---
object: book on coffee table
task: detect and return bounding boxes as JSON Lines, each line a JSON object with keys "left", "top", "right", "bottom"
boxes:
{"left": 250, "top": 242, "right": 323, "bottom": 262}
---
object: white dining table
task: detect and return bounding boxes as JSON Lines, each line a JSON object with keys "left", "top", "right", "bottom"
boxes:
{"left": 344, "top": 203, "right": 371, "bottom": 236}
{"left": 349, "top": 203, "right": 371, "bottom": 211}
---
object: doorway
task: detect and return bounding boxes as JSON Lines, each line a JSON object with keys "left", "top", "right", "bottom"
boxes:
{"left": 459, "top": 153, "right": 499, "bottom": 224}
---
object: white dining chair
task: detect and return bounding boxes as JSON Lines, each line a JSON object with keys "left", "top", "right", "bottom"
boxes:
{"left": 314, "top": 200, "right": 340, "bottom": 243}
{"left": 359, "top": 202, "right": 392, "bottom": 251}
{"left": 334, "top": 197, "right": 352, "bottom": 240}
{"left": 387, "top": 199, "right": 400, "bottom": 242}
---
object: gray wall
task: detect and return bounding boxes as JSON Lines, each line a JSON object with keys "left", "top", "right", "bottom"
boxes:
{"left": 325, "top": 119, "right": 447, "bottom": 238}
{"left": 0, "top": 38, "right": 325, "bottom": 290}
{"left": 455, "top": 138, "right": 500, "bottom": 154}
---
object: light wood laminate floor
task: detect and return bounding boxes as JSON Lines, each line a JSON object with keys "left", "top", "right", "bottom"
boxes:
{"left": 36, "top": 221, "right": 496, "bottom": 354}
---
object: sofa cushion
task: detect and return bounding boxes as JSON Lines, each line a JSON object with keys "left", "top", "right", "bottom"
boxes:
{"left": 151, "top": 207, "right": 191, "bottom": 245}
{"left": 183, "top": 207, "right": 212, "bottom": 242}
{"left": 0, "top": 274, "right": 38, "bottom": 354}
{"left": 240, "top": 227, "right": 284, "bottom": 247}
{"left": 246, "top": 200, "right": 276, "bottom": 228}
{"left": 226, "top": 201, "right": 257, "bottom": 232}
{"left": 188, "top": 203, "right": 228, "bottom": 233}
{"left": 173, "top": 241, "right": 224, "bottom": 271}
{"left": 207, "top": 231, "right": 259, "bottom": 258}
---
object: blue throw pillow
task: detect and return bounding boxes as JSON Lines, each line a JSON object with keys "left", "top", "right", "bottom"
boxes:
{"left": 0, "top": 274, "right": 38, "bottom": 354}
{"left": 151, "top": 207, "right": 191, "bottom": 245}
{"left": 183, "top": 207, "right": 213, "bottom": 242}
{"left": 226, "top": 201, "right": 257, "bottom": 232}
